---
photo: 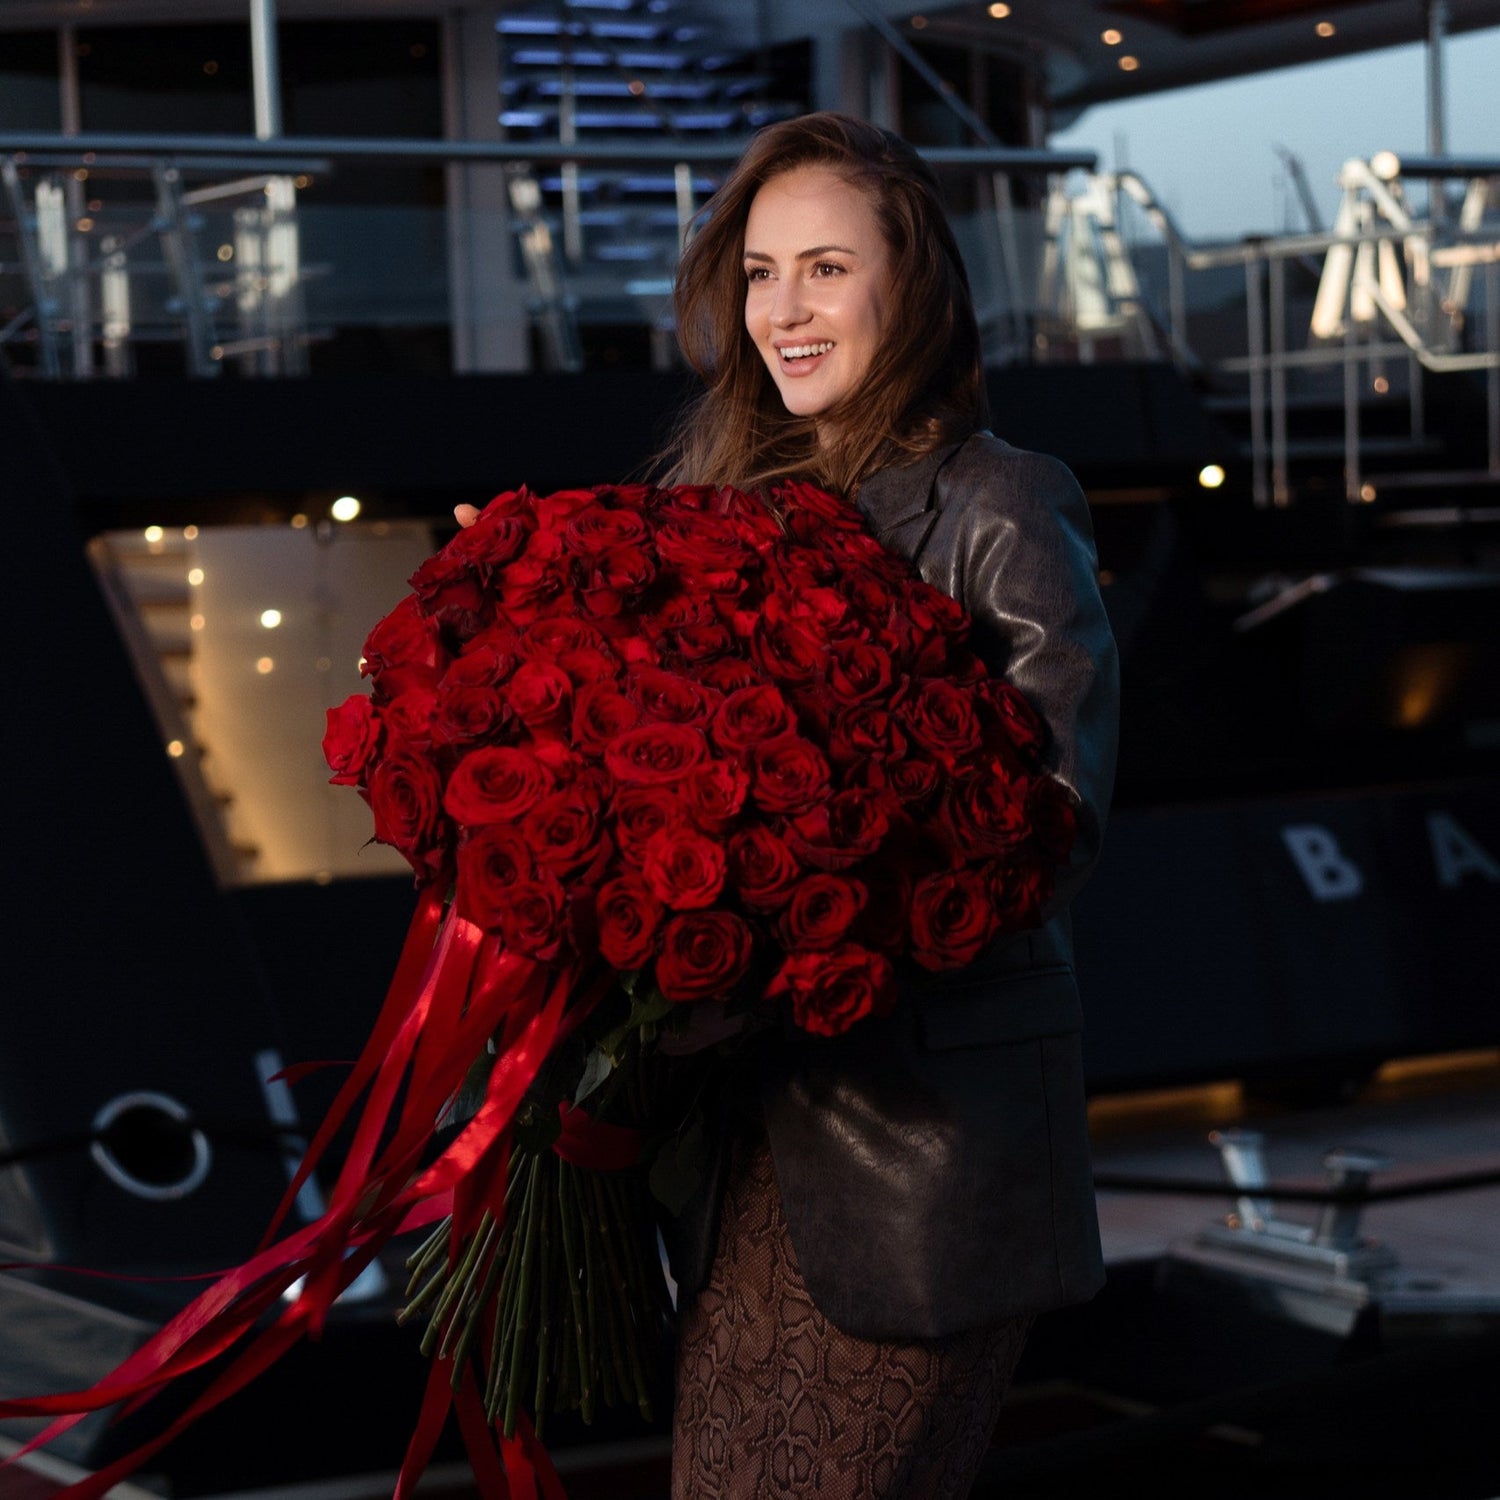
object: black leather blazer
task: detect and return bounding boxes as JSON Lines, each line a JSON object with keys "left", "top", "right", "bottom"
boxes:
{"left": 666, "top": 433, "right": 1120, "bottom": 1341}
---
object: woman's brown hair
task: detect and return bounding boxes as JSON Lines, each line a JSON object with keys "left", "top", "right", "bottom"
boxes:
{"left": 661, "top": 111, "right": 989, "bottom": 497}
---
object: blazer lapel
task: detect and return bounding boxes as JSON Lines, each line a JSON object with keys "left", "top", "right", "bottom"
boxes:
{"left": 854, "top": 442, "right": 962, "bottom": 565}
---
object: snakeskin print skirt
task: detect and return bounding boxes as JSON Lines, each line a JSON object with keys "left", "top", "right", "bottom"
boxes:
{"left": 671, "top": 1131, "right": 1031, "bottom": 1500}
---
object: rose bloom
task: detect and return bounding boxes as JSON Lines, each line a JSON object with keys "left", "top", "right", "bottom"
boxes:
{"left": 727, "top": 825, "right": 803, "bottom": 911}
{"left": 775, "top": 874, "right": 867, "bottom": 952}
{"left": 655, "top": 910, "right": 755, "bottom": 1003}
{"left": 767, "top": 944, "right": 896, "bottom": 1038}
{"left": 367, "top": 750, "right": 448, "bottom": 880}
{"left": 595, "top": 875, "right": 664, "bottom": 970}
{"left": 910, "top": 869, "right": 999, "bottom": 971}
{"left": 443, "top": 745, "right": 555, "bottom": 825}
{"left": 323, "top": 695, "right": 383, "bottom": 787}
{"left": 640, "top": 827, "right": 728, "bottom": 911}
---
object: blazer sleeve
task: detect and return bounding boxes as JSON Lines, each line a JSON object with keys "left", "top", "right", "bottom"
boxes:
{"left": 941, "top": 438, "right": 1120, "bottom": 909}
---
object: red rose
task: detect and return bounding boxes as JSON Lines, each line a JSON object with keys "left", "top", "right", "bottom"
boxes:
{"left": 980, "top": 680, "right": 1048, "bottom": 761}
{"left": 446, "top": 492, "right": 532, "bottom": 578}
{"left": 772, "top": 479, "right": 861, "bottom": 528}
{"left": 362, "top": 595, "right": 447, "bottom": 699}
{"left": 827, "top": 638, "right": 896, "bottom": 707}
{"left": 767, "top": 945, "right": 896, "bottom": 1037}
{"left": 828, "top": 706, "right": 907, "bottom": 770}
{"left": 750, "top": 606, "right": 824, "bottom": 686}
{"left": 672, "top": 623, "right": 736, "bottom": 664}
{"left": 855, "top": 869, "right": 913, "bottom": 955}
{"left": 604, "top": 723, "right": 711, "bottom": 786}
{"left": 942, "top": 767, "right": 1030, "bottom": 860}
{"left": 683, "top": 759, "right": 749, "bottom": 834}
{"left": 694, "top": 658, "right": 765, "bottom": 695}
{"left": 324, "top": 695, "right": 383, "bottom": 786}
{"left": 870, "top": 754, "right": 942, "bottom": 808}
{"left": 641, "top": 827, "right": 728, "bottom": 911}
{"left": 628, "top": 665, "right": 721, "bottom": 729}
{"left": 445, "top": 641, "right": 518, "bottom": 689}
{"left": 381, "top": 688, "right": 438, "bottom": 753}
{"left": 498, "top": 873, "right": 567, "bottom": 961}
{"left": 456, "top": 825, "right": 535, "bottom": 931}
{"left": 784, "top": 789, "right": 893, "bottom": 871}
{"left": 775, "top": 874, "right": 867, "bottom": 952}
{"left": 710, "top": 684, "right": 797, "bottom": 757}
{"left": 522, "top": 780, "right": 609, "bottom": 879}
{"left": 583, "top": 545, "right": 657, "bottom": 617}
{"left": 367, "top": 750, "right": 448, "bottom": 880}
{"left": 499, "top": 533, "right": 568, "bottom": 623}
{"left": 408, "top": 550, "right": 487, "bottom": 631}
{"left": 655, "top": 911, "right": 754, "bottom": 1003}
{"left": 899, "top": 679, "right": 982, "bottom": 771}
{"left": 506, "top": 660, "right": 573, "bottom": 739}
{"left": 431, "top": 684, "right": 512, "bottom": 750}
{"left": 910, "top": 870, "right": 998, "bottom": 971}
{"left": 747, "top": 735, "right": 831, "bottom": 815}
{"left": 595, "top": 875, "right": 663, "bottom": 969}
{"left": 572, "top": 684, "right": 641, "bottom": 758}
{"left": 443, "top": 746, "right": 554, "bottom": 826}
{"left": 611, "top": 784, "right": 684, "bottom": 867}
{"left": 563, "top": 503, "right": 650, "bottom": 558}
{"left": 727, "top": 826, "right": 802, "bottom": 911}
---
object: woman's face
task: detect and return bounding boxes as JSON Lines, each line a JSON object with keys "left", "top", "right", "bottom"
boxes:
{"left": 742, "top": 165, "right": 892, "bottom": 428}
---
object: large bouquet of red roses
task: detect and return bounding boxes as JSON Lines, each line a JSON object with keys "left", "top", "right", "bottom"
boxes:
{"left": 2, "top": 479, "right": 1073, "bottom": 1500}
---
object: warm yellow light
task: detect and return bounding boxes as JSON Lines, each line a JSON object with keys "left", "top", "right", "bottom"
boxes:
{"left": 1373, "top": 375, "right": 1390, "bottom": 394}
{"left": 331, "top": 496, "right": 362, "bottom": 522}
{"left": 911, "top": 13, "right": 928, "bottom": 27}
{"left": 256, "top": 656, "right": 275, "bottom": 675}
{"left": 203, "top": 59, "right": 219, "bottom": 74}
{"left": 1198, "top": 464, "right": 1227, "bottom": 489}
{"left": 166, "top": 739, "right": 185, "bottom": 758}
{"left": 217, "top": 244, "right": 234, "bottom": 262}
{"left": 1119, "top": 55, "right": 1140, "bottom": 72}
{"left": 1101, "top": 28, "right": 1122, "bottom": 44}
{"left": 191, "top": 613, "right": 206, "bottom": 631}
{"left": 988, "top": 2, "right": 1011, "bottom": 16}
{"left": 75, "top": 217, "right": 94, "bottom": 233}
{"left": 183, "top": 524, "right": 199, "bottom": 540}
{"left": 260, "top": 608, "right": 283, "bottom": 629}
{"left": 290, "top": 512, "right": 309, "bottom": 529}
{"left": 1360, "top": 482, "right": 1377, "bottom": 503}
{"left": 628, "top": 79, "right": 646, "bottom": 96}
{"left": 188, "top": 567, "right": 205, "bottom": 586}
{"left": 1371, "top": 150, "right": 1402, "bottom": 181}
{"left": 144, "top": 525, "right": 164, "bottom": 543}
{"left": 1315, "top": 21, "right": 1336, "bottom": 38}
{"left": 73, "top": 168, "right": 88, "bottom": 183}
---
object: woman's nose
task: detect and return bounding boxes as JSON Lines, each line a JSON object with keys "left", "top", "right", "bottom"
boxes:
{"left": 770, "top": 280, "right": 809, "bottom": 327}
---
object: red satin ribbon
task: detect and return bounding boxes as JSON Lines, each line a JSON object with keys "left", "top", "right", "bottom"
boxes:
{"left": 0, "top": 882, "right": 599, "bottom": 1500}
{"left": 553, "top": 1104, "right": 646, "bottom": 1171}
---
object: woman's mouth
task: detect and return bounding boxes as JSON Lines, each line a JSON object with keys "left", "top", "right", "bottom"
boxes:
{"left": 776, "top": 341, "right": 834, "bottom": 375}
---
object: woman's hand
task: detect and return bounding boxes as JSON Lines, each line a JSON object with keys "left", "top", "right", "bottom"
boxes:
{"left": 453, "top": 503, "right": 481, "bottom": 529}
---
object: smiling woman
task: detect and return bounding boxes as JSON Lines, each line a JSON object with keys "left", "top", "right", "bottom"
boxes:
{"left": 741, "top": 165, "right": 892, "bottom": 425}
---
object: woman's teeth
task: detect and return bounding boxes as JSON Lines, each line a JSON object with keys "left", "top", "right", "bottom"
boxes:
{"left": 780, "top": 342, "right": 834, "bottom": 360}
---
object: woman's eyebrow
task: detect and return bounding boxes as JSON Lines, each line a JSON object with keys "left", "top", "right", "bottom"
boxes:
{"left": 743, "top": 244, "right": 860, "bottom": 263}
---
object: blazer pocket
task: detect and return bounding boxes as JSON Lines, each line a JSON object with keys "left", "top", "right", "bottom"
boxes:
{"left": 918, "top": 967, "right": 1083, "bottom": 1050}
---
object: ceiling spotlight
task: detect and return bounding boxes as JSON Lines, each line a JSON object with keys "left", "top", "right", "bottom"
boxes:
{"left": 1118, "top": 55, "right": 1140, "bottom": 72}
{"left": 1198, "top": 464, "right": 1227, "bottom": 490}
{"left": 256, "top": 656, "right": 275, "bottom": 675}
{"left": 260, "top": 608, "right": 283, "bottom": 629}
{"left": 1101, "top": 28, "right": 1122, "bottom": 44}
{"left": 1315, "top": 20, "right": 1336, "bottom": 37}
{"left": 988, "top": 3, "right": 1011, "bottom": 16}
{"left": 144, "top": 525, "right": 164, "bottom": 543}
{"left": 331, "top": 496, "right": 362, "bottom": 522}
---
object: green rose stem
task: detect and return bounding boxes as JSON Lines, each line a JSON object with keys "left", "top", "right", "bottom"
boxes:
{"left": 533, "top": 1152, "right": 555, "bottom": 1434}
{"left": 593, "top": 1173, "right": 650, "bottom": 1420}
{"left": 416, "top": 1212, "right": 490, "bottom": 1355}
{"left": 502, "top": 1153, "right": 542, "bottom": 1435}
{"left": 556, "top": 1160, "right": 593, "bottom": 1424}
{"left": 436, "top": 1212, "right": 500, "bottom": 1360}
{"left": 572, "top": 1162, "right": 609, "bottom": 1414}
{"left": 449, "top": 1215, "right": 508, "bottom": 1377}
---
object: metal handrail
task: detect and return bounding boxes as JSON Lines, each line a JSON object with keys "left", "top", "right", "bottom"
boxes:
{"left": 0, "top": 130, "right": 1097, "bottom": 174}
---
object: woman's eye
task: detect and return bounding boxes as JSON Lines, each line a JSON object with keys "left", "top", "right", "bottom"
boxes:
{"left": 813, "top": 262, "right": 846, "bottom": 277}
{"left": 745, "top": 266, "right": 770, "bottom": 282}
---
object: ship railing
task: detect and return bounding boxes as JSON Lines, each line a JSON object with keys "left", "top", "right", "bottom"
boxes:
{"left": 0, "top": 130, "right": 1096, "bottom": 383}
{"left": 1053, "top": 157, "right": 1500, "bottom": 507}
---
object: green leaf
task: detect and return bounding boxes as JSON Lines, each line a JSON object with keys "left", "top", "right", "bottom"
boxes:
{"left": 648, "top": 1116, "right": 709, "bottom": 1218}
{"left": 573, "top": 1046, "right": 615, "bottom": 1106}
{"left": 595, "top": 985, "right": 672, "bottom": 1062}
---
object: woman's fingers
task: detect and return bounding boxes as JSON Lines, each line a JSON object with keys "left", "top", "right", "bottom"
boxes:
{"left": 453, "top": 503, "right": 481, "bottom": 529}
